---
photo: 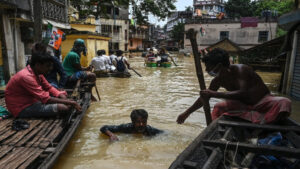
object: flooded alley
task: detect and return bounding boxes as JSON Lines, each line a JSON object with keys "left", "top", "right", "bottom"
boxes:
{"left": 54, "top": 55, "right": 300, "bottom": 169}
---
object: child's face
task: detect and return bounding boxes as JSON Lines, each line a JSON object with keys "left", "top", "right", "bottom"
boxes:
{"left": 133, "top": 117, "right": 147, "bottom": 133}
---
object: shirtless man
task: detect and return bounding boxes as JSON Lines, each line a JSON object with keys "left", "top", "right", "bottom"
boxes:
{"left": 177, "top": 48, "right": 291, "bottom": 124}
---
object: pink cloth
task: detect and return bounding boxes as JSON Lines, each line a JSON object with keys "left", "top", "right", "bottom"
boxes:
{"left": 5, "top": 65, "right": 66, "bottom": 117}
{"left": 211, "top": 95, "right": 291, "bottom": 124}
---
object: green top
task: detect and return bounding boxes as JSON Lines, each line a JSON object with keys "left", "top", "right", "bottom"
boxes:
{"left": 63, "top": 51, "right": 80, "bottom": 76}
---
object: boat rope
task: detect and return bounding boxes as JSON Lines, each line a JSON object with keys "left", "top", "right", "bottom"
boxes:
{"left": 232, "top": 142, "right": 239, "bottom": 167}
{"left": 223, "top": 141, "right": 240, "bottom": 169}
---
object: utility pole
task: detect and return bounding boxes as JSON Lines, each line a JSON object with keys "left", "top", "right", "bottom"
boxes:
{"left": 33, "top": 0, "right": 43, "bottom": 42}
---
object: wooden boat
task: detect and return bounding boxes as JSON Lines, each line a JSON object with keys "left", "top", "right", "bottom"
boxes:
{"left": 0, "top": 81, "right": 92, "bottom": 169}
{"left": 95, "top": 71, "right": 131, "bottom": 78}
{"left": 169, "top": 116, "right": 300, "bottom": 169}
{"left": 145, "top": 61, "right": 172, "bottom": 68}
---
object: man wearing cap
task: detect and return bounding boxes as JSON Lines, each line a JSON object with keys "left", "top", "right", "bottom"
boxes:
{"left": 63, "top": 39, "right": 97, "bottom": 100}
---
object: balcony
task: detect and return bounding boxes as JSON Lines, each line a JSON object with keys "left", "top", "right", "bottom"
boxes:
{"left": 129, "top": 33, "right": 146, "bottom": 39}
{"left": 42, "top": 0, "right": 68, "bottom": 23}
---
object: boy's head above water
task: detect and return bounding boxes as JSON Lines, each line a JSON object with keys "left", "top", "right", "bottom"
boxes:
{"left": 130, "top": 109, "right": 148, "bottom": 133}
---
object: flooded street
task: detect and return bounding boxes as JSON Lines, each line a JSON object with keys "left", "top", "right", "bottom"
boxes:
{"left": 54, "top": 55, "right": 300, "bottom": 169}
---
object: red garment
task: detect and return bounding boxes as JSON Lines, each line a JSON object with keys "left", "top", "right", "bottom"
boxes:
{"left": 5, "top": 65, "right": 66, "bottom": 117}
{"left": 211, "top": 95, "right": 291, "bottom": 124}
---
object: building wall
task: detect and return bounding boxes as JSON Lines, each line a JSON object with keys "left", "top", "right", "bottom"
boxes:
{"left": 129, "top": 38, "right": 143, "bottom": 51}
{"left": 71, "top": 24, "right": 96, "bottom": 32}
{"left": 184, "top": 22, "right": 278, "bottom": 51}
{"left": 100, "top": 19, "right": 129, "bottom": 51}
{"left": 61, "top": 34, "right": 110, "bottom": 67}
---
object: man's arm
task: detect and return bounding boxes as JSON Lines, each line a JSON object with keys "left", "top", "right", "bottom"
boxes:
{"left": 177, "top": 78, "right": 220, "bottom": 124}
{"left": 100, "top": 124, "right": 130, "bottom": 141}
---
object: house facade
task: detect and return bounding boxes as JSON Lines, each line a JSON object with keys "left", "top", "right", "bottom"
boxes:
{"left": 0, "top": 0, "right": 69, "bottom": 86}
{"left": 184, "top": 18, "right": 278, "bottom": 52}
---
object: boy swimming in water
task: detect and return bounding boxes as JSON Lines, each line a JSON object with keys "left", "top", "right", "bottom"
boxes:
{"left": 100, "top": 109, "right": 163, "bottom": 141}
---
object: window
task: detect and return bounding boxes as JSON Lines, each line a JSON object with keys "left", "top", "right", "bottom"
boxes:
{"left": 186, "top": 34, "right": 189, "bottom": 39}
{"left": 130, "top": 40, "right": 133, "bottom": 47}
{"left": 101, "top": 25, "right": 112, "bottom": 33}
{"left": 125, "top": 29, "right": 128, "bottom": 40}
{"left": 220, "top": 31, "right": 229, "bottom": 40}
{"left": 258, "top": 31, "right": 269, "bottom": 42}
{"left": 115, "top": 8, "right": 119, "bottom": 15}
{"left": 106, "top": 6, "right": 112, "bottom": 14}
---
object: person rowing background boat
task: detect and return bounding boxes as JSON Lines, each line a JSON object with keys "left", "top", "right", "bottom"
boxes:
{"left": 177, "top": 48, "right": 291, "bottom": 124}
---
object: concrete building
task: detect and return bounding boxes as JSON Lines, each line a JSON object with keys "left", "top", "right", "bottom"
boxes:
{"left": 97, "top": 5, "right": 129, "bottom": 51}
{"left": 193, "top": 0, "right": 225, "bottom": 18}
{"left": 0, "top": 0, "right": 69, "bottom": 86}
{"left": 184, "top": 18, "right": 278, "bottom": 52}
{"left": 279, "top": 0, "right": 300, "bottom": 100}
{"left": 129, "top": 25, "right": 151, "bottom": 51}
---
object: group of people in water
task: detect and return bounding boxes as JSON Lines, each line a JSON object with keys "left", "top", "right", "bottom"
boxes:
{"left": 4, "top": 38, "right": 292, "bottom": 141}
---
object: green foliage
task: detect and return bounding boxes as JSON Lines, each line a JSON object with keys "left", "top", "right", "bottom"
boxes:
{"left": 225, "top": 0, "right": 257, "bottom": 18}
{"left": 253, "top": 0, "right": 294, "bottom": 16}
{"left": 70, "top": 0, "right": 176, "bottom": 25}
{"left": 225, "top": 0, "right": 294, "bottom": 18}
{"left": 276, "top": 27, "right": 287, "bottom": 38}
{"left": 170, "top": 22, "right": 184, "bottom": 45}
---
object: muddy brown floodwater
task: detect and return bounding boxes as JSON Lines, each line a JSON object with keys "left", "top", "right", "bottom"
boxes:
{"left": 53, "top": 55, "right": 300, "bottom": 169}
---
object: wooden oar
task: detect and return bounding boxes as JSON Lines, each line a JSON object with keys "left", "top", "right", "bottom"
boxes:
{"left": 129, "top": 68, "right": 142, "bottom": 77}
{"left": 91, "top": 68, "right": 101, "bottom": 101}
{"left": 170, "top": 56, "right": 178, "bottom": 66}
{"left": 187, "top": 29, "right": 212, "bottom": 125}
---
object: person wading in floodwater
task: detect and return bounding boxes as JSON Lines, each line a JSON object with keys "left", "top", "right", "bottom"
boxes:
{"left": 100, "top": 109, "right": 163, "bottom": 141}
{"left": 177, "top": 48, "right": 291, "bottom": 124}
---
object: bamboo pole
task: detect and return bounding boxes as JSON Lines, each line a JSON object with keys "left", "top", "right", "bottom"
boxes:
{"left": 187, "top": 29, "right": 212, "bottom": 125}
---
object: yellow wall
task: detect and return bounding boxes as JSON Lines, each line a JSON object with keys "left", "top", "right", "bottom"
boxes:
{"left": 129, "top": 38, "right": 143, "bottom": 50}
{"left": 61, "top": 34, "right": 110, "bottom": 67}
{"left": 71, "top": 24, "right": 96, "bottom": 32}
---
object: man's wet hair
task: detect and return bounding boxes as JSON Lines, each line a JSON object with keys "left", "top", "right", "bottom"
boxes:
{"left": 109, "top": 50, "right": 114, "bottom": 55}
{"left": 97, "top": 50, "right": 102, "bottom": 56}
{"left": 202, "top": 48, "right": 230, "bottom": 67}
{"left": 101, "top": 50, "right": 106, "bottom": 55}
{"left": 30, "top": 43, "right": 53, "bottom": 67}
{"left": 116, "top": 50, "right": 123, "bottom": 56}
{"left": 130, "top": 109, "right": 148, "bottom": 122}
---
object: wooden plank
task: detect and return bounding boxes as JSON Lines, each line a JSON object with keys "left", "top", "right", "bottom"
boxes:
{"left": 16, "top": 120, "right": 51, "bottom": 147}
{"left": 0, "top": 119, "right": 12, "bottom": 130}
{"left": 3, "top": 120, "right": 42, "bottom": 146}
{"left": 202, "top": 148, "right": 222, "bottom": 169}
{"left": 37, "top": 92, "right": 91, "bottom": 169}
{"left": 169, "top": 118, "right": 219, "bottom": 169}
{"left": 17, "top": 149, "right": 43, "bottom": 169}
{"left": 31, "top": 119, "right": 60, "bottom": 148}
{"left": 3, "top": 148, "right": 37, "bottom": 169}
{"left": 202, "top": 140, "right": 300, "bottom": 158}
{"left": 0, "top": 145, "right": 14, "bottom": 159}
{"left": 218, "top": 120, "right": 300, "bottom": 133}
{"left": 38, "top": 120, "right": 63, "bottom": 149}
{"left": 0, "top": 147, "right": 26, "bottom": 167}
{"left": 285, "top": 131, "right": 300, "bottom": 148}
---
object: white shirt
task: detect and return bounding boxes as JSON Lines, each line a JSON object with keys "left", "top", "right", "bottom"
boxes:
{"left": 91, "top": 55, "right": 108, "bottom": 71}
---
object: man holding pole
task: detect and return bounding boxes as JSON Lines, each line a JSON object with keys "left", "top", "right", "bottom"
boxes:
{"left": 177, "top": 48, "right": 291, "bottom": 124}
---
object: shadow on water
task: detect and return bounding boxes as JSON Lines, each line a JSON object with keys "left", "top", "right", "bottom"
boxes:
{"left": 53, "top": 55, "right": 300, "bottom": 169}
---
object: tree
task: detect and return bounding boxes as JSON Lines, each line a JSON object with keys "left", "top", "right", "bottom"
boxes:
{"left": 170, "top": 23, "right": 184, "bottom": 48}
{"left": 70, "top": 0, "right": 176, "bottom": 25}
{"left": 253, "top": 0, "right": 294, "bottom": 17}
{"left": 225, "top": 0, "right": 257, "bottom": 18}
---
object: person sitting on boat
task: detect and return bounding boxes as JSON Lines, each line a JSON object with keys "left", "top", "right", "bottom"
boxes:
{"left": 101, "top": 50, "right": 112, "bottom": 71}
{"left": 146, "top": 48, "right": 156, "bottom": 62}
{"left": 100, "top": 109, "right": 163, "bottom": 141}
{"left": 5, "top": 43, "right": 81, "bottom": 118}
{"left": 157, "top": 48, "right": 169, "bottom": 66}
{"left": 112, "top": 50, "right": 131, "bottom": 73}
{"left": 62, "top": 39, "right": 97, "bottom": 101}
{"left": 176, "top": 48, "right": 291, "bottom": 124}
{"left": 45, "top": 47, "right": 68, "bottom": 89}
{"left": 91, "top": 50, "right": 109, "bottom": 73}
{"left": 109, "top": 50, "right": 117, "bottom": 72}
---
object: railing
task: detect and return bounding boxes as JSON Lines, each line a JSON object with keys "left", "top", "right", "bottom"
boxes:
{"left": 129, "top": 34, "right": 146, "bottom": 39}
{"left": 42, "top": 0, "right": 68, "bottom": 23}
